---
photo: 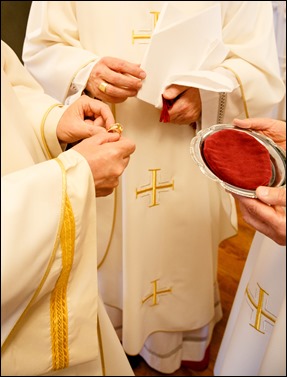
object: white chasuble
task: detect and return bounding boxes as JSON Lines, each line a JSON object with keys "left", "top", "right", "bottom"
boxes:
{"left": 22, "top": 2, "right": 285, "bottom": 373}
{"left": 214, "top": 232, "right": 286, "bottom": 376}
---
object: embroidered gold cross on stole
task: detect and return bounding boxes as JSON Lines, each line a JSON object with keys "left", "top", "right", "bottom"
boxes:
{"left": 136, "top": 168, "right": 174, "bottom": 207}
{"left": 246, "top": 283, "right": 276, "bottom": 334}
{"left": 132, "top": 11, "right": 160, "bottom": 43}
{"left": 142, "top": 279, "right": 172, "bottom": 306}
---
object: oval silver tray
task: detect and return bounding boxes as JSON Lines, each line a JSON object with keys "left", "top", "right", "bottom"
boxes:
{"left": 190, "top": 124, "right": 286, "bottom": 198}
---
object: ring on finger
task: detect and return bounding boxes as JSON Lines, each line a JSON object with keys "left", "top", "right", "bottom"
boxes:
{"left": 98, "top": 81, "right": 108, "bottom": 93}
{"left": 107, "top": 123, "right": 123, "bottom": 135}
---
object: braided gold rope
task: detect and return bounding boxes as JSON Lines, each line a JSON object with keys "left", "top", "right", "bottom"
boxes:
{"left": 41, "top": 104, "right": 64, "bottom": 159}
{"left": 50, "top": 159, "right": 76, "bottom": 370}
{"left": 50, "top": 187, "right": 75, "bottom": 370}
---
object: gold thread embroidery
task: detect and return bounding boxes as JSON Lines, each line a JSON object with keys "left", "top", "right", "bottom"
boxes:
{"left": 150, "top": 11, "right": 160, "bottom": 27}
{"left": 1, "top": 159, "right": 66, "bottom": 355}
{"left": 142, "top": 279, "right": 172, "bottom": 306}
{"left": 132, "top": 32, "right": 152, "bottom": 43}
{"left": 221, "top": 65, "right": 249, "bottom": 118}
{"left": 136, "top": 169, "right": 174, "bottom": 207}
{"left": 246, "top": 283, "right": 276, "bottom": 334}
{"left": 50, "top": 158, "right": 75, "bottom": 370}
{"left": 41, "top": 104, "right": 64, "bottom": 159}
{"left": 132, "top": 11, "right": 160, "bottom": 43}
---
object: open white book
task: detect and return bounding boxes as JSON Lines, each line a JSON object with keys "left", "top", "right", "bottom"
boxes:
{"left": 137, "top": 3, "right": 236, "bottom": 109}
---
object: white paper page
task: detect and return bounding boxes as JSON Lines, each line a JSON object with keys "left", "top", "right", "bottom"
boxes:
{"left": 137, "top": 4, "right": 234, "bottom": 108}
{"left": 168, "top": 70, "right": 235, "bottom": 92}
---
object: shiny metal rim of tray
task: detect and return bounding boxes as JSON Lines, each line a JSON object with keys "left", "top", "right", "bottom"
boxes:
{"left": 190, "top": 124, "right": 286, "bottom": 198}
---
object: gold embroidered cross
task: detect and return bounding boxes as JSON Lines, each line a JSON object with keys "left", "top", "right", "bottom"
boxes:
{"left": 132, "top": 11, "right": 160, "bottom": 44}
{"left": 136, "top": 168, "right": 174, "bottom": 207}
{"left": 246, "top": 283, "right": 276, "bottom": 334}
{"left": 142, "top": 279, "right": 172, "bottom": 306}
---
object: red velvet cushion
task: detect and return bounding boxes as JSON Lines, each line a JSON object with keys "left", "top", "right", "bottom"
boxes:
{"left": 203, "top": 129, "right": 272, "bottom": 190}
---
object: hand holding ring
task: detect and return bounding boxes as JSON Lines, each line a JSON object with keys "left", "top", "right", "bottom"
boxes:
{"left": 107, "top": 123, "right": 123, "bottom": 135}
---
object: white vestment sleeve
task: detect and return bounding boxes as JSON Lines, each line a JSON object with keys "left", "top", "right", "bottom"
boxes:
{"left": 1, "top": 40, "right": 134, "bottom": 376}
{"left": 23, "top": 2, "right": 100, "bottom": 102}
{"left": 1, "top": 159, "right": 64, "bottom": 345}
{"left": 65, "top": 61, "right": 97, "bottom": 105}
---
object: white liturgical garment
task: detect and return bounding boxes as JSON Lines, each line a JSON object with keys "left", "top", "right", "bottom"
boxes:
{"left": 22, "top": 1, "right": 285, "bottom": 373}
{"left": 1, "top": 40, "right": 134, "bottom": 376}
{"left": 214, "top": 232, "right": 286, "bottom": 376}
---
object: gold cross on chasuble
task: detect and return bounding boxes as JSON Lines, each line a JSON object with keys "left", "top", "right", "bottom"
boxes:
{"left": 136, "top": 168, "right": 174, "bottom": 207}
{"left": 245, "top": 283, "right": 276, "bottom": 334}
{"left": 132, "top": 11, "right": 160, "bottom": 43}
{"left": 142, "top": 279, "right": 172, "bottom": 306}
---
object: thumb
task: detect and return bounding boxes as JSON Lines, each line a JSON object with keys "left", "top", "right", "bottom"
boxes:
{"left": 90, "top": 131, "right": 120, "bottom": 145}
{"left": 75, "top": 120, "right": 106, "bottom": 139}
{"left": 256, "top": 186, "right": 286, "bottom": 206}
{"left": 163, "top": 84, "right": 185, "bottom": 100}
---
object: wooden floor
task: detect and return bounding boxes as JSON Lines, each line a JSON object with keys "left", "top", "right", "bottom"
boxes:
{"left": 132, "top": 199, "right": 256, "bottom": 376}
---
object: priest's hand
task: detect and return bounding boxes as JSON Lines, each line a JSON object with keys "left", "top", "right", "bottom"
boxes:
{"left": 72, "top": 132, "right": 136, "bottom": 197}
{"left": 231, "top": 117, "right": 286, "bottom": 245}
{"left": 233, "top": 187, "right": 286, "bottom": 246}
{"left": 56, "top": 95, "right": 115, "bottom": 144}
{"left": 233, "top": 118, "right": 286, "bottom": 151}
{"left": 162, "top": 85, "right": 201, "bottom": 125}
{"left": 86, "top": 56, "right": 146, "bottom": 103}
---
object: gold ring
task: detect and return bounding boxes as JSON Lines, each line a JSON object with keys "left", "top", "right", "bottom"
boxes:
{"left": 98, "top": 82, "right": 108, "bottom": 93}
{"left": 107, "top": 123, "right": 123, "bottom": 135}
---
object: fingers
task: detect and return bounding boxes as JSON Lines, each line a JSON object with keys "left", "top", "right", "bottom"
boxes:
{"left": 102, "top": 56, "right": 146, "bottom": 81}
{"left": 163, "top": 87, "right": 201, "bottom": 124}
{"left": 96, "top": 70, "right": 143, "bottom": 99}
{"left": 237, "top": 196, "right": 273, "bottom": 229}
{"left": 90, "top": 131, "right": 120, "bottom": 145}
{"left": 96, "top": 187, "right": 115, "bottom": 197}
{"left": 73, "top": 133, "right": 135, "bottom": 199}
{"left": 94, "top": 133, "right": 135, "bottom": 155}
{"left": 232, "top": 118, "right": 286, "bottom": 151}
{"left": 121, "top": 138, "right": 136, "bottom": 157}
{"left": 81, "top": 95, "right": 115, "bottom": 127}
{"left": 233, "top": 118, "right": 274, "bottom": 131}
{"left": 99, "top": 71, "right": 144, "bottom": 91}
{"left": 256, "top": 186, "right": 286, "bottom": 207}
{"left": 74, "top": 132, "right": 135, "bottom": 155}
{"left": 163, "top": 84, "right": 188, "bottom": 100}
{"left": 71, "top": 96, "right": 115, "bottom": 139}
{"left": 87, "top": 57, "right": 146, "bottom": 101}
{"left": 232, "top": 117, "right": 285, "bottom": 136}
{"left": 239, "top": 198, "right": 286, "bottom": 246}
{"left": 235, "top": 192, "right": 286, "bottom": 240}
{"left": 97, "top": 81, "right": 139, "bottom": 100}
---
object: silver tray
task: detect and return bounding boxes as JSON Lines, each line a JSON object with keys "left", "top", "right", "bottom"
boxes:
{"left": 190, "top": 124, "right": 286, "bottom": 198}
